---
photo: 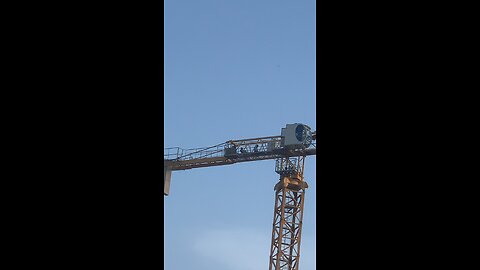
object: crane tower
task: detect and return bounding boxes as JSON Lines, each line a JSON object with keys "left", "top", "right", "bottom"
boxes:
{"left": 164, "top": 123, "right": 316, "bottom": 270}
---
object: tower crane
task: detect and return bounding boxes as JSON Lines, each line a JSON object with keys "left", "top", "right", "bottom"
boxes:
{"left": 164, "top": 123, "right": 316, "bottom": 270}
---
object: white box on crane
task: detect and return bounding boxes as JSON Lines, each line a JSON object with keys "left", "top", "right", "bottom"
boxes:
{"left": 281, "top": 123, "right": 313, "bottom": 149}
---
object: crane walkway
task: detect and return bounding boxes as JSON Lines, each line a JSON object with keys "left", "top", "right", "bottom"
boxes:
{"left": 164, "top": 135, "right": 316, "bottom": 171}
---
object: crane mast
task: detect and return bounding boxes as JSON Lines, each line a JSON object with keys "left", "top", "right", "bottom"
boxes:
{"left": 270, "top": 156, "right": 308, "bottom": 270}
{"left": 164, "top": 124, "right": 316, "bottom": 270}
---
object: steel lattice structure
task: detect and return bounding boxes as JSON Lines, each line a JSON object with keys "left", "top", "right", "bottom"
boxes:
{"left": 269, "top": 156, "right": 308, "bottom": 270}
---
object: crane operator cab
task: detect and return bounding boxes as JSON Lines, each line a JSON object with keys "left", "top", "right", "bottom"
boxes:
{"left": 281, "top": 123, "right": 313, "bottom": 150}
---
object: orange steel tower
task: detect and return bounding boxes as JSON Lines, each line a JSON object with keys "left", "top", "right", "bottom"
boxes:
{"left": 269, "top": 156, "right": 308, "bottom": 270}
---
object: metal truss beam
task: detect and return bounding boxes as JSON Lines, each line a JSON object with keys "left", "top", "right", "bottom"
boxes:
{"left": 269, "top": 175, "right": 307, "bottom": 270}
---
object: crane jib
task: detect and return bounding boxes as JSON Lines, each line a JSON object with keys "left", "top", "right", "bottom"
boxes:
{"left": 164, "top": 145, "right": 316, "bottom": 171}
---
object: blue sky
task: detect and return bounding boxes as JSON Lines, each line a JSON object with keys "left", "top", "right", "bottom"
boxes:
{"left": 164, "top": 0, "right": 316, "bottom": 269}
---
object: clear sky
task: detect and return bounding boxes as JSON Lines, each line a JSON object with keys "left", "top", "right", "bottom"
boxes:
{"left": 164, "top": 0, "right": 316, "bottom": 269}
